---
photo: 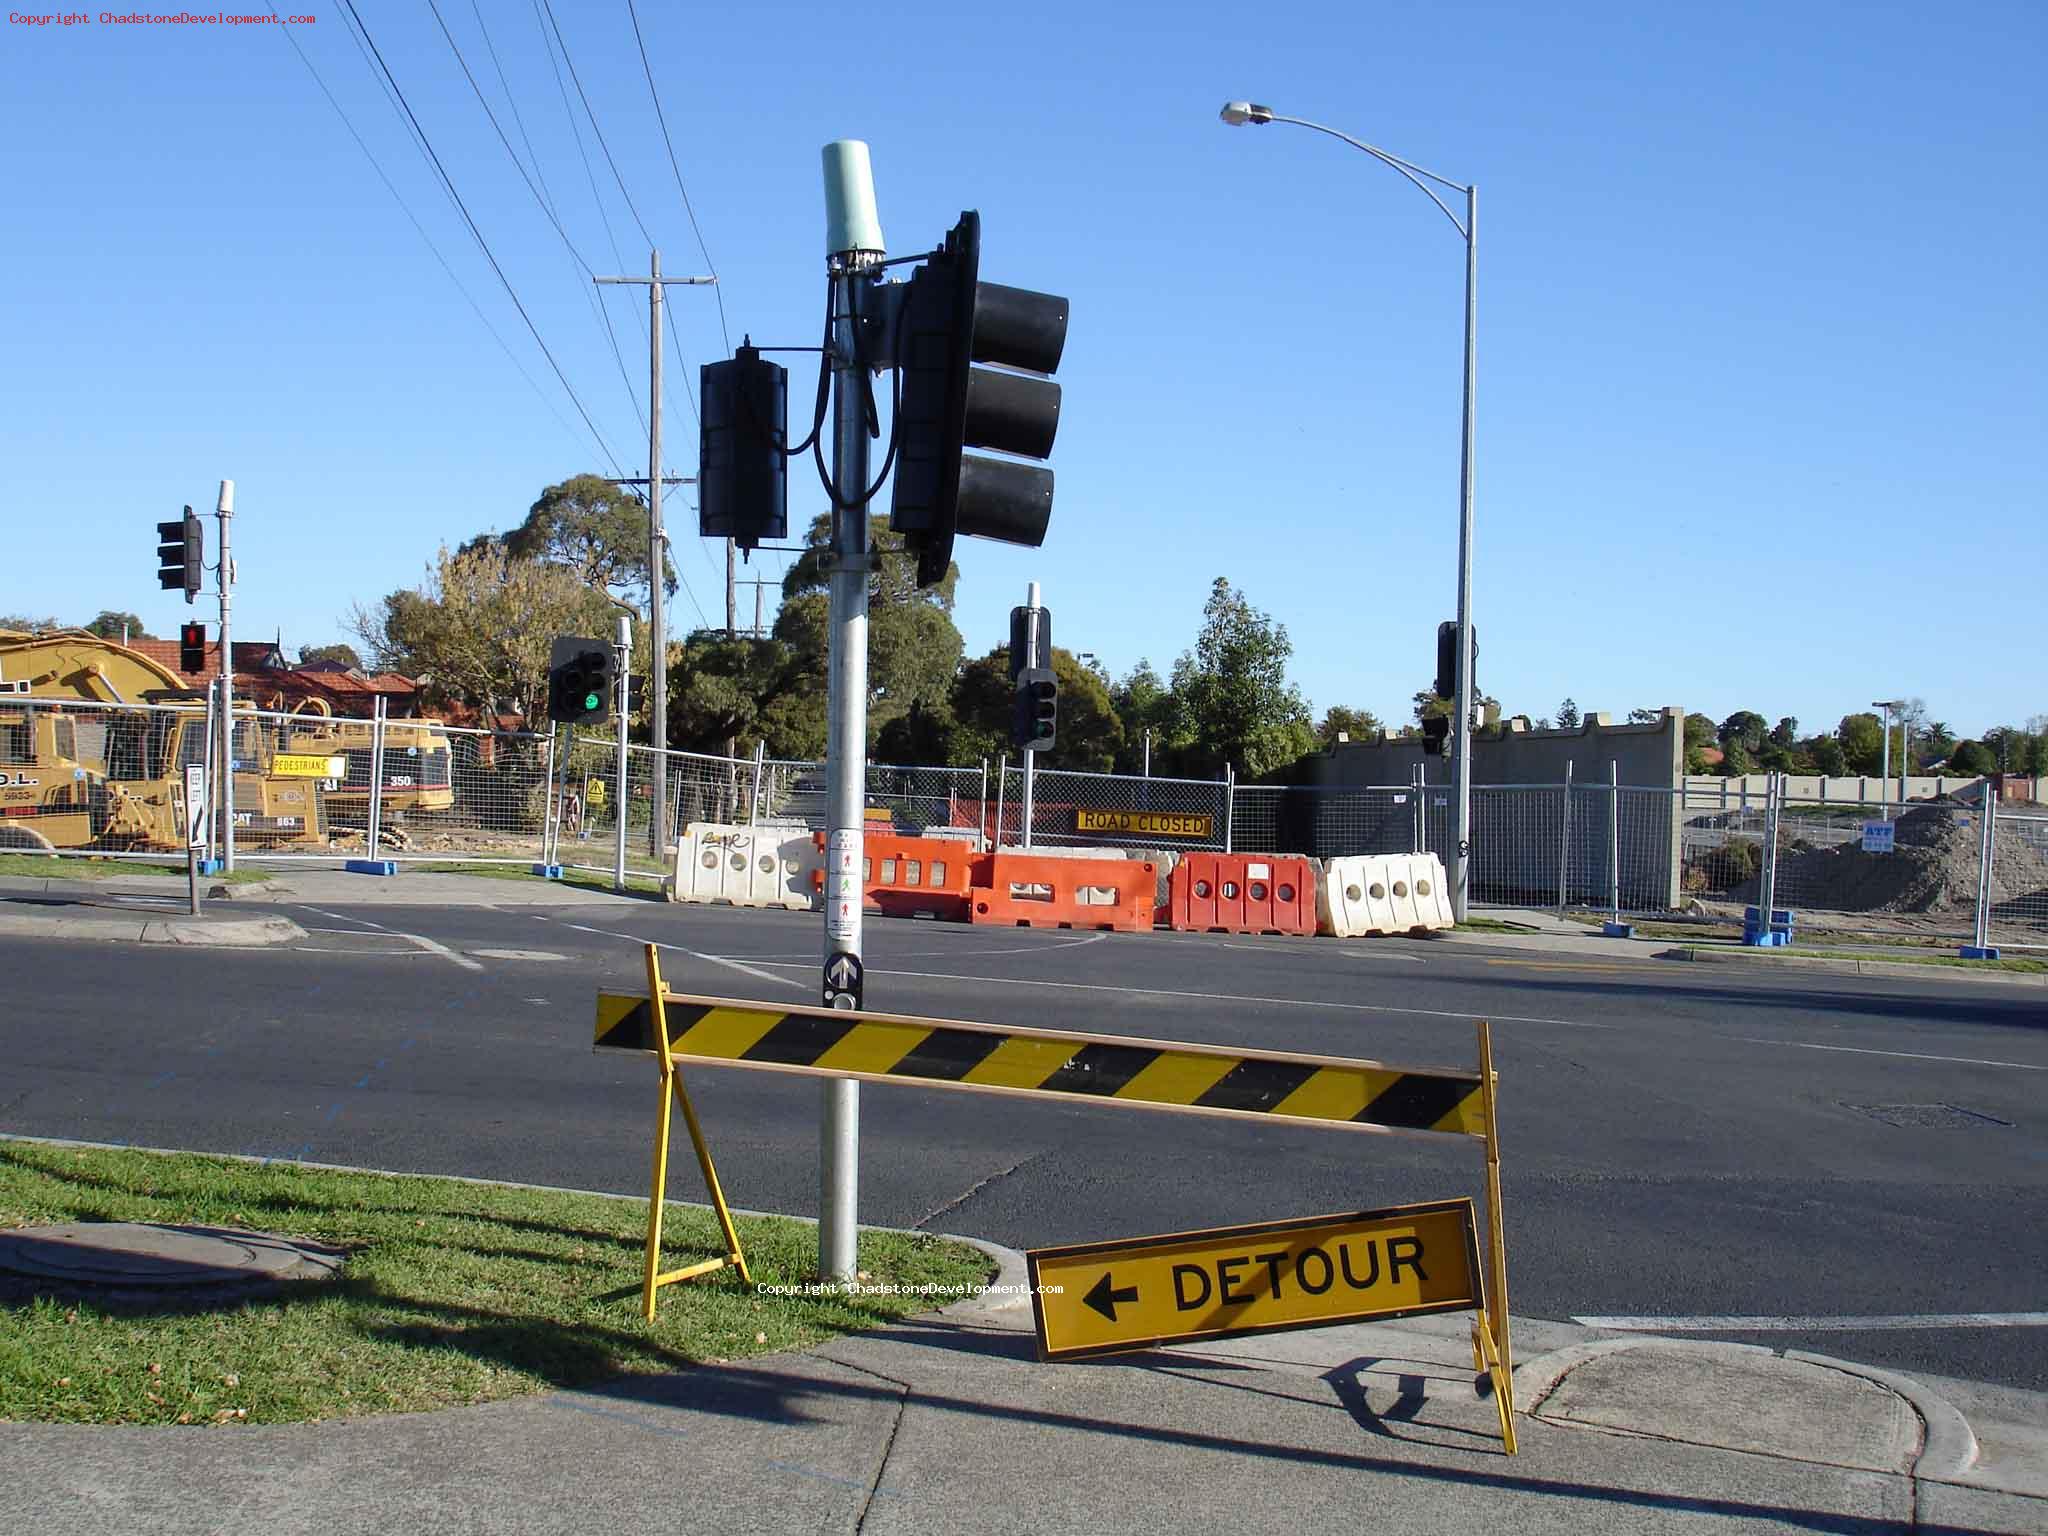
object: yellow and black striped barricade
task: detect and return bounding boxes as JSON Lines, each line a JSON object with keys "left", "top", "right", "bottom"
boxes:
{"left": 594, "top": 948, "right": 1517, "bottom": 1451}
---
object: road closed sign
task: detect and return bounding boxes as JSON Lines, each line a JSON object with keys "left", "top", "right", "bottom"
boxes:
{"left": 1027, "top": 1198, "right": 1481, "bottom": 1361}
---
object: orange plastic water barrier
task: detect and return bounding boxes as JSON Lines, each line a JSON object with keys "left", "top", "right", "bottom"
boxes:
{"left": 1164, "top": 852, "right": 1318, "bottom": 936}
{"left": 811, "top": 830, "right": 978, "bottom": 919}
{"left": 969, "top": 851, "right": 1157, "bottom": 932}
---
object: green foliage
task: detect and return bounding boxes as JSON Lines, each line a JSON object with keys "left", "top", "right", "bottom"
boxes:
{"left": 666, "top": 633, "right": 803, "bottom": 755}
{"left": 1111, "top": 660, "right": 1183, "bottom": 772}
{"left": 1946, "top": 739, "right": 1995, "bottom": 775}
{"left": 1555, "top": 698, "right": 1581, "bottom": 731}
{"left": 1836, "top": 712, "right": 1884, "bottom": 775}
{"left": 348, "top": 544, "right": 618, "bottom": 723}
{"left": 1803, "top": 734, "right": 1847, "bottom": 776}
{"left": 1681, "top": 712, "right": 1717, "bottom": 774}
{"left": 940, "top": 646, "right": 1124, "bottom": 771}
{"left": 83, "top": 611, "right": 152, "bottom": 641}
{"left": 1166, "top": 579, "right": 1314, "bottom": 779}
{"left": 505, "top": 474, "right": 672, "bottom": 617}
{"left": 1718, "top": 711, "right": 1768, "bottom": 753}
{"left": 1770, "top": 716, "right": 1798, "bottom": 749}
{"left": 1317, "top": 705, "right": 1382, "bottom": 749}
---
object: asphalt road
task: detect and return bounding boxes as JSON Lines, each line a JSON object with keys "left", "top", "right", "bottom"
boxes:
{"left": 2, "top": 897, "right": 2043, "bottom": 1391}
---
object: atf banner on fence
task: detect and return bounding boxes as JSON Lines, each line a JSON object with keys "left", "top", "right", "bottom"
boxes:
{"left": 594, "top": 991, "right": 1486, "bottom": 1138}
{"left": 1075, "top": 808, "right": 1214, "bottom": 839}
{"left": 1029, "top": 1199, "right": 1482, "bottom": 1360}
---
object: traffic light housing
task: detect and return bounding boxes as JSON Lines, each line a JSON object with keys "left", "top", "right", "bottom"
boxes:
{"left": 179, "top": 621, "right": 206, "bottom": 674}
{"left": 1434, "top": 620, "right": 1478, "bottom": 701}
{"left": 547, "top": 636, "right": 615, "bottom": 725}
{"left": 890, "top": 211, "right": 1068, "bottom": 588}
{"left": 1007, "top": 604, "right": 1051, "bottom": 682}
{"left": 1421, "top": 714, "right": 1450, "bottom": 756}
{"left": 699, "top": 343, "right": 788, "bottom": 553}
{"left": 157, "top": 507, "right": 204, "bottom": 601}
{"left": 1012, "top": 666, "right": 1057, "bottom": 753}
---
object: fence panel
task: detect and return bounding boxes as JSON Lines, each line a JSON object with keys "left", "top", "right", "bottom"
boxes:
{"left": 1763, "top": 796, "right": 1981, "bottom": 941}
{"left": 1233, "top": 784, "right": 1427, "bottom": 860}
{"left": 1987, "top": 810, "right": 2048, "bottom": 950}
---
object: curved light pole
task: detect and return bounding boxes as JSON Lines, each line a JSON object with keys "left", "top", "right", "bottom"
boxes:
{"left": 1219, "top": 101, "right": 1479, "bottom": 920}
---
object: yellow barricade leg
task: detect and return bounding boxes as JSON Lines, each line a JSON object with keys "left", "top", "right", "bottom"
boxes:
{"left": 1476, "top": 1020, "right": 1517, "bottom": 1454}
{"left": 639, "top": 944, "right": 751, "bottom": 1318}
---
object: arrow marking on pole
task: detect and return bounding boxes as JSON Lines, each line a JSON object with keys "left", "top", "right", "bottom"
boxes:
{"left": 1084, "top": 1272, "right": 1139, "bottom": 1322}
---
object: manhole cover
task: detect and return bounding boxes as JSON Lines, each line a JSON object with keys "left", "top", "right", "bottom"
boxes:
{"left": 0, "top": 1223, "right": 345, "bottom": 1290}
{"left": 1847, "top": 1103, "right": 2013, "bottom": 1129}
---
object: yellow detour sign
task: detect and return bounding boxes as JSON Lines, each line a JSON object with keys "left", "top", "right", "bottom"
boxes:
{"left": 272, "top": 753, "right": 347, "bottom": 779}
{"left": 1028, "top": 1199, "right": 1481, "bottom": 1361}
{"left": 1075, "top": 807, "right": 1214, "bottom": 839}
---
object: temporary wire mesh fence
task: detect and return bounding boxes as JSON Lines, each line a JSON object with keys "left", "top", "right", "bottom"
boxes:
{"left": 1983, "top": 809, "right": 2048, "bottom": 951}
{"left": 995, "top": 764, "right": 1230, "bottom": 852}
{"left": 1765, "top": 795, "right": 1982, "bottom": 941}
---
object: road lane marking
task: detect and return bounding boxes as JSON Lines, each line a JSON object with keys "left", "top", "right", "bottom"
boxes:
{"left": 545, "top": 919, "right": 804, "bottom": 991}
{"left": 1576, "top": 1313, "right": 2048, "bottom": 1333}
{"left": 400, "top": 931, "right": 484, "bottom": 972}
{"left": 295, "top": 905, "right": 390, "bottom": 932}
{"left": 1217, "top": 942, "right": 1424, "bottom": 963}
{"left": 1730, "top": 1037, "right": 2046, "bottom": 1072}
{"left": 469, "top": 949, "right": 567, "bottom": 962}
{"left": 734, "top": 959, "right": 1605, "bottom": 1028}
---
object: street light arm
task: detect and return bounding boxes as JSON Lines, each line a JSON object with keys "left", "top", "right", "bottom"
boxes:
{"left": 1259, "top": 112, "right": 1470, "bottom": 242}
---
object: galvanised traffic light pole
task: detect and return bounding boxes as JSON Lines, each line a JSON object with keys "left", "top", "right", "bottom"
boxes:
{"left": 817, "top": 140, "right": 885, "bottom": 1283}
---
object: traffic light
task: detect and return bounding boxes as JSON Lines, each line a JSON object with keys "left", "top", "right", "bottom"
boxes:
{"left": 546, "top": 636, "right": 615, "bottom": 726}
{"left": 1012, "top": 666, "right": 1057, "bottom": 753}
{"left": 1421, "top": 714, "right": 1450, "bottom": 756}
{"left": 890, "top": 211, "right": 1068, "bottom": 588}
{"left": 157, "top": 506, "right": 204, "bottom": 601}
{"left": 699, "top": 343, "right": 788, "bottom": 552}
{"left": 1007, "top": 604, "right": 1051, "bottom": 682}
{"left": 179, "top": 621, "right": 206, "bottom": 674}
{"left": 1434, "top": 620, "right": 1478, "bottom": 701}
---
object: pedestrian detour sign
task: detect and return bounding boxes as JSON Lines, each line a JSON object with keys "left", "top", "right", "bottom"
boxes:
{"left": 1029, "top": 1199, "right": 1481, "bottom": 1362}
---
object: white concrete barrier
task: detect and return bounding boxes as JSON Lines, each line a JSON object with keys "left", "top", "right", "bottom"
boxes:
{"left": 669, "top": 823, "right": 818, "bottom": 910}
{"left": 1318, "top": 853, "right": 1453, "bottom": 937}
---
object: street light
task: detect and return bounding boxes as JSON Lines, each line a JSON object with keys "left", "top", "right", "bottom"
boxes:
{"left": 1871, "top": 699, "right": 1905, "bottom": 815}
{"left": 1218, "top": 100, "right": 1480, "bottom": 920}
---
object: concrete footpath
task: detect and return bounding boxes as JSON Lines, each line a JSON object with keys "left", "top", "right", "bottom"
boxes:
{"left": 1, "top": 1237, "right": 2043, "bottom": 1535}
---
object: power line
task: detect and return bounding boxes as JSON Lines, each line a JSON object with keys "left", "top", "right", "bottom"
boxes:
{"left": 623, "top": 0, "right": 732, "bottom": 356}
{"left": 269, "top": 7, "right": 592, "bottom": 459}
{"left": 336, "top": 0, "right": 624, "bottom": 473}
{"left": 425, "top": 0, "right": 648, "bottom": 439}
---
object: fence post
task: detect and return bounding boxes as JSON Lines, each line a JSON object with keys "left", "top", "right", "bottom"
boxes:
{"left": 1224, "top": 764, "right": 1236, "bottom": 854}
{"left": 1973, "top": 790, "right": 1997, "bottom": 951}
{"left": 1557, "top": 760, "right": 1573, "bottom": 916}
{"left": 1759, "top": 772, "right": 1781, "bottom": 924}
{"left": 1412, "top": 763, "right": 1425, "bottom": 855}
{"left": 978, "top": 758, "right": 990, "bottom": 851}
{"left": 365, "top": 694, "right": 387, "bottom": 854}
{"left": 1609, "top": 761, "right": 1621, "bottom": 924}
{"left": 750, "top": 741, "right": 766, "bottom": 830}
{"left": 996, "top": 753, "right": 1008, "bottom": 849}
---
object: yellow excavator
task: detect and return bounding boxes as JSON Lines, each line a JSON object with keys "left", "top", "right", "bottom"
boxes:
{"left": 0, "top": 628, "right": 327, "bottom": 853}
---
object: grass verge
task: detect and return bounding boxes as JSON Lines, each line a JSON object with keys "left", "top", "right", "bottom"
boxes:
{"left": 0, "top": 854, "right": 271, "bottom": 886}
{"left": 0, "top": 1142, "right": 992, "bottom": 1426}
{"left": 1680, "top": 946, "right": 2046, "bottom": 974}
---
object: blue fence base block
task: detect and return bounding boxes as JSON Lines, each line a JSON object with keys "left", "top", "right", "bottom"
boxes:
{"left": 530, "top": 864, "right": 564, "bottom": 879}
{"left": 1741, "top": 930, "right": 1793, "bottom": 948}
{"left": 1958, "top": 946, "right": 2001, "bottom": 961}
{"left": 195, "top": 859, "right": 226, "bottom": 875}
{"left": 1601, "top": 921, "right": 1635, "bottom": 939}
{"left": 344, "top": 859, "right": 400, "bottom": 877}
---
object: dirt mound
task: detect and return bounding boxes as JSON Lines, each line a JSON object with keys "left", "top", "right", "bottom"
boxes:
{"left": 1754, "top": 802, "right": 2048, "bottom": 915}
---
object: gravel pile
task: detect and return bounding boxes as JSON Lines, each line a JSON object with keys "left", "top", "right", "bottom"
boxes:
{"left": 1760, "top": 802, "right": 2048, "bottom": 914}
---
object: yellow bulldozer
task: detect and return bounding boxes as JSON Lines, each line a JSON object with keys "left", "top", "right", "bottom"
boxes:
{"left": 276, "top": 699, "right": 455, "bottom": 823}
{"left": 0, "top": 629, "right": 328, "bottom": 854}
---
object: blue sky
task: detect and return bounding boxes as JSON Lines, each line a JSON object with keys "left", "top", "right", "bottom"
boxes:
{"left": 2, "top": 0, "right": 2040, "bottom": 741}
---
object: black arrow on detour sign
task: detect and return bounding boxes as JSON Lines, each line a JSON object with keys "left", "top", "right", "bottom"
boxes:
{"left": 1084, "top": 1272, "right": 1139, "bottom": 1323}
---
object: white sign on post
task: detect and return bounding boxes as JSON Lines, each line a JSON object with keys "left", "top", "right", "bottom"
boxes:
{"left": 184, "top": 764, "right": 208, "bottom": 848}
{"left": 1861, "top": 821, "right": 1896, "bottom": 854}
